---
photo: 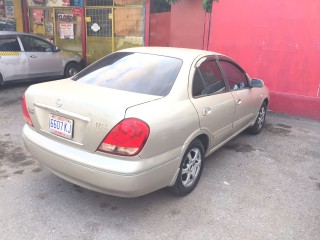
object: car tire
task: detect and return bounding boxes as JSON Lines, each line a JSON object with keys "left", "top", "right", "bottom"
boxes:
{"left": 64, "top": 62, "right": 80, "bottom": 78}
{"left": 170, "top": 139, "right": 204, "bottom": 196}
{"left": 248, "top": 102, "right": 267, "bottom": 134}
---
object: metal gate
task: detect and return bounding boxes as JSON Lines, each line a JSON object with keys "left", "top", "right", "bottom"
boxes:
{"left": 86, "top": 1, "right": 144, "bottom": 64}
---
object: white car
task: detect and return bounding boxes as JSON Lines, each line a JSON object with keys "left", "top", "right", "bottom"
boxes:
{"left": 0, "top": 31, "right": 84, "bottom": 85}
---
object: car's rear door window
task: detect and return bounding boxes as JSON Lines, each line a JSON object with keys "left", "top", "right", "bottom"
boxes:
{"left": 192, "top": 60, "right": 226, "bottom": 97}
{"left": 0, "top": 37, "right": 21, "bottom": 51}
{"left": 73, "top": 52, "right": 183, "bottom": 96}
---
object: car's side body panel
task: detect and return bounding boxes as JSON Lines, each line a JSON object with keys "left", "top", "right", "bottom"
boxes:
{"left": 23, "top": 51, "right": 63, "bottom": 78}
{"left": 230, "top": 89, "right": 259, "bottom": 131}
{"left": 126, "top": 97, "right": 200, "bottom": 159}
{"left": 190, "top": 92, "right": 236, "bottom": 150}
{"left": 0, "top": 50, "right": 29, "bottom": 82}
{"left": 0, "top": 35, "right": 29, "bottom": 82}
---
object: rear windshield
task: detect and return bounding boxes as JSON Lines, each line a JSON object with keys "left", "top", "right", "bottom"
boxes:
{"left": 73, "top": 52, "right": 183, "bottom": 96}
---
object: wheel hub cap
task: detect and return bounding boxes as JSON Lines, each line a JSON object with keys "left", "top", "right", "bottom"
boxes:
{"left": 181, "top": 148, "right": 202, "bottom": 187}
{"left": 257, "top": 107, "right": 266, "bottom": 129}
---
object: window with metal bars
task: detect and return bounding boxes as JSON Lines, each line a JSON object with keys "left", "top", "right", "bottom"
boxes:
{"left": 86, "top": 8, "right": 112, "bottom": 37}
{"left": 86, "top": 0, "right": 143, "bottom": 6}
{"left": 150, "top": 0, "right": 171, "bottom": 13}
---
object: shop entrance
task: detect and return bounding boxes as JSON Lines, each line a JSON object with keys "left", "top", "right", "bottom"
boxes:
{"left": 27, "top": 1, "right": 144, "bottom": 65}
{"left": 54, "top": 8, "right": 83, "bottom": 54}
{"left": 28, "top": 7, "right": 83, "bottom": 56}
{"left": 86, "top": 4, "right": 144, "bottom": 64}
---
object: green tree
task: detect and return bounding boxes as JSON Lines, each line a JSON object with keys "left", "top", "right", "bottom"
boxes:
{"left": 167, "top": 0, "right": 219, "bottom": 12}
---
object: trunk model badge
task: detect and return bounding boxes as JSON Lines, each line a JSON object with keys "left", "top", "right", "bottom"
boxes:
{"left": 56, "top": 99, "right": 62, "bottom": 108}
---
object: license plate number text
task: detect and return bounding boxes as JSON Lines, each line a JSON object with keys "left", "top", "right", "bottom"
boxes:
{"left": 49, "top": 114, "right": 73, "bottom": 139}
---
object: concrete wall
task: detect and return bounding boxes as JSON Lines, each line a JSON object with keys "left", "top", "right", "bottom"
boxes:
{"left": 146, "top": 0, "right": 320, "bottom": 120}
{"left": 209, "top": 0, "right": 320, "bottom": 119}
{"left": 149, "top": 12, "right": 171, "bottom": 46}
{"left": 169, "top": 0, "right": 206, "bottom": 49}
{"left": 14, "top": 0, "right": 23, "bottom": 32}
{"left": 147, "top": 0, "right": 208, "bottom": 49}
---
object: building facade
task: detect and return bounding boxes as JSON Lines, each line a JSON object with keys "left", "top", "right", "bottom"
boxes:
{"left": 0, "top": 0, "right": 23, "bottom": 31}
{"left": 3, "top": 0, "right": 319, "bottom": 120}
{"left": 145, "top": 0, "right": 320, "bottom": 120}
{"left": 24, "top": 0, "right": 144, "bottom": 64}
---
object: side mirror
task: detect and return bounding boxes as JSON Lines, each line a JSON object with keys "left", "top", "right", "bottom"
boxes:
{"left": 250, "top": 78, "right": 264, "bottom": 88}
{"left": 54, "top": 46, "right": 60, "bottom": 52}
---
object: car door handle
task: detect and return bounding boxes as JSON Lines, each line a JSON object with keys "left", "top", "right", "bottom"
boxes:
{"left": 202, "top": 107, "right": 212, "bottom": 116}
{"left": 30, "top": 55, "right": 37, "bottom": 58}
{"left": 236, "top": 99, "right": 242, "bottom": 105}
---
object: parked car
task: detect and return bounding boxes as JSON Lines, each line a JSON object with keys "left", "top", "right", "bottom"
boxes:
{"left": 0, "top": 17, "right": 16, "bottom": 31}
{"left": 0, "top": 31, "right": 84, "bottom": 85}
{"left": 22, "top": 47, "right": 269, "bottom": 197}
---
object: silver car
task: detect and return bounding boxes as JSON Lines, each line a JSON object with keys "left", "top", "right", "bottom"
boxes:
{"left": 22, "top": 47, "right": 269, "bottom": 197}
{"left": 0, "top": 31, "right": 84, "bottom": 85}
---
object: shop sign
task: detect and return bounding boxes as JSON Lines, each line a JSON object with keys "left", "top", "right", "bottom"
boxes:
{"left": 58, "top": 13, "right": 74, "bottom": 22}
{"left": 72, "top": 7, "right": 83, "bottom": 16}
{"left": 27, "top": 0, "right": 70, "bottom": 7}
{"left": 73, "top": 0, "right": 83, "bottom": 7}
{"left": 0, "top": 1, "right": 5, "bottom": 17}
{"left": 45, "top": 23, "right": 54, "bottom": 35}
{"left": 32, "top": 0, "right": 45, "bottom": 5}
{"left": 33, "top": 9, "right": 44, "bottom": 23}
{"left": 5, "top": 0, "right": 14, "bottom": 17}
{"left": 60, "top": 23, "right": 74, "bottom": 39}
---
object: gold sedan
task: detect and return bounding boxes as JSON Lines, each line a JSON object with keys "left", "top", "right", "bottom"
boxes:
{"left": 22, "top": 47, "right": 269, "bottom": 197}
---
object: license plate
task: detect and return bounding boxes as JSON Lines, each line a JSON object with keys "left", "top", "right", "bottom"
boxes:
{"left": 49, "top": 114, "right": 73, "bottom": 139}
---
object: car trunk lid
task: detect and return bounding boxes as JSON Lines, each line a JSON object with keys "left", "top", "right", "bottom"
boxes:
{"left": 25, "top": 79, "right": 161, "bottom": 152}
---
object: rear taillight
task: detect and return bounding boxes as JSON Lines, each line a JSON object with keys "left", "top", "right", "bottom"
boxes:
{"left": 22, "top": 94, "right": 33, "bottom": 126}
{"left": 98, "top": 118, "right": 149, "bottom": 156}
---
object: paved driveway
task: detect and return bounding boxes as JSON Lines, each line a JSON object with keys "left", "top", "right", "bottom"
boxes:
{"left": 0, "top": 83, "right": 319, "bottom": 240}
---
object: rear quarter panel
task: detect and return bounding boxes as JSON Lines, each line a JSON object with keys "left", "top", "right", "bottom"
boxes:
{"left": 125, "top": 96, "right": 200, "bottom": 160}
{"left": 125, "top": 54, "right": 210, "bottom": 160}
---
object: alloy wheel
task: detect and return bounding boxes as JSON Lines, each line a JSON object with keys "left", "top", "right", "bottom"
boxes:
{"left": 181, "top": 147, "right": 202, "bottom": 188}
{"left": 257, "top": 106, "right": 266, "bottom": 130}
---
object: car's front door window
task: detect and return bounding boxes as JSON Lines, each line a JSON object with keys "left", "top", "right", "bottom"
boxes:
{"left": 20, "top": 36, "right": 54, "bottom": 52}
{"left": 219, "top": 60, "right": 249, "bottom": 91}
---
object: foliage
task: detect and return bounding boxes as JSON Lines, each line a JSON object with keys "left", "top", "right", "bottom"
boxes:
{"left": 166, "top": 0, "right": 219, "bottom": 12}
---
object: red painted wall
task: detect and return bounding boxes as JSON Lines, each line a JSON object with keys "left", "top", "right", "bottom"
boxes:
{"left": 147, "top": 0, "right": 208, "bottom": 49}
{"left": 144, "top": 0, "right": 150, "bottom": 46}
{"left": 149, "top": 12, "right": 171, "bottom": 46}
{"left": 209, "top": 0, "right": 320, "bottom": 119}
{"left": 170, "top": 0, "right": 207, "bottom": 49}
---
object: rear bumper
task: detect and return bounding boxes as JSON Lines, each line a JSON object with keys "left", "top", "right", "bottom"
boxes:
{"left": 22, "top": 125, "right": 181, "bottom": 197}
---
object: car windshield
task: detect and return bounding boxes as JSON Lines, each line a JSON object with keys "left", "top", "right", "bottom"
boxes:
{"left": 73, "top": 52, "right": 183, "bottom": 96}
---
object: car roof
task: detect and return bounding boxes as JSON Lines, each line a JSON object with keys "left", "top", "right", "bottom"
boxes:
{"left": 120, "top": 47, "right": 225, "bottom": 60}
{"left": 0, "top": 31, "right": 39, "bottom": 37}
